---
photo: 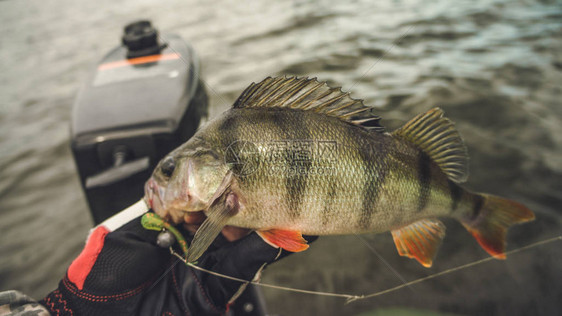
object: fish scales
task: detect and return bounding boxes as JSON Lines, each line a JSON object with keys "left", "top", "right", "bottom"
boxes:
{"left": 145, "top": 77, "right": 535, "bottom": 267}
{"left": 204, "top": 107, "right": 451, "bottom": 234}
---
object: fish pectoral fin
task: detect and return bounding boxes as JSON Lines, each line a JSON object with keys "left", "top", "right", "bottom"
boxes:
{"left": 391, "top": 218, "right": 446, "bottom": 268}
{"left": 257, "top": 229, "right": 309, "bottom": 253}
{"left": 187, "top": 172, "right": 239, "bottom": 263}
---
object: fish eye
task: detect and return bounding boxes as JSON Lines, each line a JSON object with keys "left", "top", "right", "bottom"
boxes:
{"left": 160, "top": 156, "right": 176, "bottom": 178}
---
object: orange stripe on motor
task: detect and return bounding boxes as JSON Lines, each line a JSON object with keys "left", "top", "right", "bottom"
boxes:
{"left": 98, "top": 53, "right": 180, "bottom": 71}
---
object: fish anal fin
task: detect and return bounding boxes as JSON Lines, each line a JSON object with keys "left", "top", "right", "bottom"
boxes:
{"left": 391, "top": 219, "right": 446, "bottom": 268}
{"left": 392, "top": 107, "right": 469, "bottom": 183}
{"left": 233, "top": 77, "right": 385, "bottom": 132}
{"left": 257, "top": 229, "right": 309, "bottom": 253}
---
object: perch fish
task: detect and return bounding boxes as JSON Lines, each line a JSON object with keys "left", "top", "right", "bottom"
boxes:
{"left": 144, "top": 77, "right": 534, "bottom": 267}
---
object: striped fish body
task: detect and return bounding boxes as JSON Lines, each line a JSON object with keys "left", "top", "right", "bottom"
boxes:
{"left": 205, "top": 107, "right": 464, "bottom": 235}
{"left": 145, "top": 77, "right": 534, "bottom": 266}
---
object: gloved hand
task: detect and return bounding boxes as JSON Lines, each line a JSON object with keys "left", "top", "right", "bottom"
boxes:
{"left": 40, "top": 210, "right": 316, "bottom": 316}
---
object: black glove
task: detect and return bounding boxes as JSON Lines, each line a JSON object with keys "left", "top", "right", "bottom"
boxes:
{"left": 40, "top": 213, "right": 316, "bottom": 315}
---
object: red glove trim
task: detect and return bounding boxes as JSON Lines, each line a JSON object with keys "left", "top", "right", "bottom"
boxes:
{"left": 42, "top": 289, "right": 74, "bottom": 316}
{"left": 67, "top": 226, "right": 109, "bottom": 290}
{"left": 61, "top": 278, "right": 151, "bottom": 302}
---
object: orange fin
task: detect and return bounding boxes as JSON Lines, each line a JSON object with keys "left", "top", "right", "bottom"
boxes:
{"left": 391, "top": 219, "right": 446, "bottom": 268}
{"left": 257, "top": 229, "right": 309, "bottom": 252}
{"left": 461, "top": 194, "right": 534, "bottom": 259}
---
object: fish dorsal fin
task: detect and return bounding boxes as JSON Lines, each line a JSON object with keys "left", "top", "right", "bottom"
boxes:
{"left": 391, "top": 218, "right": 446, "bottom": 268}
{"left": 233, "top": 76, "right": 385, "bottom": 132}
{"left": 393, "top": 107, "right": 469, "bottom": 183}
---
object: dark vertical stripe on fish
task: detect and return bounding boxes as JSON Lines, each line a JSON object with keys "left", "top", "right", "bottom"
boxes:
{"left": 220, "top": 112, "right": 245, "bottom": 176}
{"left": 447, "top": 179, "right": 463, "bottom": 213}
{"left": 357, "top": 138, "right": 386, "bottom": 230}
{"left": 471, "top": 194, "right": 485, "bottom": 220}
{"left": 219, "top": 111, "right": 240, "bottom": 150}
{"left": 321, "top": 175, "right": 338, "bottom": 227}
{"left": 270, "top": 110, "right": 311, "bottom": 219}
{"left": 417, "top": 151, "right": 432, "bottom": 212}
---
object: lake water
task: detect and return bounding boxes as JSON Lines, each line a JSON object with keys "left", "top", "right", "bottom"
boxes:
{"left": 1, "top": 0, "right": 561, "bottom": 315}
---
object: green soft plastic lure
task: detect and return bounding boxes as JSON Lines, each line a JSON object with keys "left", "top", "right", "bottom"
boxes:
{"left": 141, "top": 212, "right": 189, "bottom": 257}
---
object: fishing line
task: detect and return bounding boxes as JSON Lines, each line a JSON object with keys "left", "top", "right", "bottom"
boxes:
{"left": 145, "top": 257, "right": 181, "bottom": 293}
{"left": 152, "top": 23, "right": 557, "bottom": 305}
{"left": 346, "top": 235, "right": 562, "bottom": 303}
{"left": 353, "top": 233, "right": 414, "bottom": 293}
{"left": 347, "top": 25, "right": 415, "bottom": 92}
{"left": 169, "top": 235, "right": 561, "bottom": 304}
{"left": 161, "top": 22, "right": 414, "bottom": 110}
{"left": 157, "top": 35, "right": 230, "bottom": 108}
{"left": 169, "top": 248, "right": 360, "bottom": 301}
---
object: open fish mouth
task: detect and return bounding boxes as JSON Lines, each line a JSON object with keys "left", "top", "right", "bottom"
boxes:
{"left": 144, "top": 177, "right": 209, "bottom": 224}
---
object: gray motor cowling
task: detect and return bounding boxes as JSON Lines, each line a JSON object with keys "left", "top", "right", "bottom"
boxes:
{"left": 70, "top": 21, "right": 208, "bottom": 224}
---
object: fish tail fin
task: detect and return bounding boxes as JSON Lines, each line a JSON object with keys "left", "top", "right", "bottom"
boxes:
{"left": 460, "top": 193, "right": 534, "bottom": 259}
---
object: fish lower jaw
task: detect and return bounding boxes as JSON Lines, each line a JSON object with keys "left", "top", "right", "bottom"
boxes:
{"left": 157, "top": 203, "right": 208, "bottom": 225}
{"left": 153, "top": 205, "right": 188, "bottom": 224}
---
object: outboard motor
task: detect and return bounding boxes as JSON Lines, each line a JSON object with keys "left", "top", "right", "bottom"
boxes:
{"left": 70, "top": 21, "right": 267, "bottom": 316}
{"left": 71, "top": 21, "right": 207, "bottom": 224}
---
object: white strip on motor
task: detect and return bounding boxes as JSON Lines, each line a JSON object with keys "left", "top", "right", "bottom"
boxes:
{"left": 98, "top": 199, "right": 149, "bottom": 232}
